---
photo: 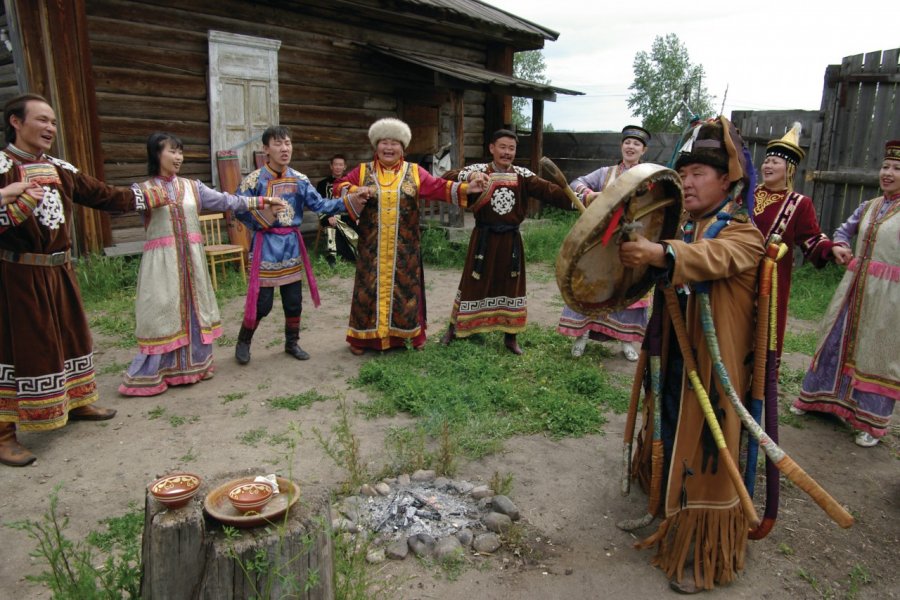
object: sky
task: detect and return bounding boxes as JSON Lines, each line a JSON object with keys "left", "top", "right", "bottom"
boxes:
{"left": 484, "top": 0, "right": 898, "bottom": 131}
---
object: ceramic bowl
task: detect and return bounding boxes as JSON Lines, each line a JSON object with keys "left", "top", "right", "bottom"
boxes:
{"left": 149, "top": 473, "right": 201, "bottom": 509}
{"left": 227, "top": 481, "right": 274, "bottom": 514}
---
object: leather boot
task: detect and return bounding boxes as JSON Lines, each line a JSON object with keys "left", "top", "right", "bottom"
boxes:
{"left": 235, "top": 325, "right": 256, "bottom": 365}
{"left": 0, "top": 422, "right": 36, "bottom": 467}
{"left": 504, "top": 333, "right": 523, "bottom": 355}
{"left": 284, "top": 318, "right": 310, "bottom": 360}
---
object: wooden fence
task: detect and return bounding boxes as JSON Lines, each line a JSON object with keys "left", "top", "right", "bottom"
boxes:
{"left": 808, "top": 48, "right": 900, "bottom": 234}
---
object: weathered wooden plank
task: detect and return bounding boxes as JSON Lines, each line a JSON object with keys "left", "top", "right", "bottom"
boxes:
{"left": 86, "top": 14, "right": 207, "bottom": 52}
{"left": 98, "top": 115, "right": 211, "bottom": 145}
{"left": 104, "top": 162, "right": 211, "bottom": 185}
{"left": 279, "top": 83, "right": 397, "bottom": 113}
{"left": 93, "top": 66, "right": 206, "bottom": 101}
{"left": 96, "top": 92, "right": 209, "bottom": 121}
{"left": 90, "top": 40, "right": 208, "bottom": 76}
{"left": 101, "top": 142, "right": 209, "bottom": 163}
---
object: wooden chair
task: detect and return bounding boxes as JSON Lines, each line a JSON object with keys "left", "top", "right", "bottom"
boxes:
{"left": 199, "top": 213, "right": 246, "bottom": 290}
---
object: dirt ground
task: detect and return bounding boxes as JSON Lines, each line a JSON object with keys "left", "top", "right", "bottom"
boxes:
{"left": 1, "top": 264, "right": 897, "bottom": 599}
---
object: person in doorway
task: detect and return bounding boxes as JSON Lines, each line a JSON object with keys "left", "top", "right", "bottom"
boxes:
{"left": 316, "top": 154, "right": 358, "bottom": 265}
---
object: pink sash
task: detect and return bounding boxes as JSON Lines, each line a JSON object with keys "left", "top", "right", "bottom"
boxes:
{"left": 243, "top": 227, "right": 321, "bottom": 328}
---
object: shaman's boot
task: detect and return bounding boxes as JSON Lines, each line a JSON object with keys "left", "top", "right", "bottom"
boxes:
{"left": 235, "top": 324, "right": 256, "bottom": 365}
{"left": 0, "top": 422, "right": 36, "bottom": 467}
{"left": 284, "top": 318, "right": 310, "bottom": 360}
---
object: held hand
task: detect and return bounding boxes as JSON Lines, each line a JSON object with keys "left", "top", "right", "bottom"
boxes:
{"left": 0, "top": 182, "right": 43, "bottom": 206}
{"left": 467, "top": 171, "right": 489, "bottom": 185}
{"left": 584, "top": 191, "right": 601, "bottom": 206}
{"left": 832, "top": 245, "right": 853, "bottom": 266}
{"left": 467, "top": 177, "right": 487, "bottom": 195}
{"left": 327, "top": 216, "right": 337, "bottom": 227}
{"left": 620, "top": 234, "right": 666, "bottom": 269}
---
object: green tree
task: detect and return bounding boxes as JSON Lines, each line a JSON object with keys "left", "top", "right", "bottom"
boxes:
{"left": 627, "top": 34, "right": 716, "bottom": 132}
{"left": 512, "top": 50, "right": 553, "bottom": 131}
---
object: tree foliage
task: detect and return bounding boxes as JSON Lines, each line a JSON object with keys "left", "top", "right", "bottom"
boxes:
{"left": 512, "top": 50, "right": 551, "bottom": 131}
{"left": 627, "top": 34, "right": 716, "bottom": 133}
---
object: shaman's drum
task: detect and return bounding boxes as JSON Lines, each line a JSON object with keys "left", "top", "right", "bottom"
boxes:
{"left": 556, "top": 163, "right": 683, "bottom": 317}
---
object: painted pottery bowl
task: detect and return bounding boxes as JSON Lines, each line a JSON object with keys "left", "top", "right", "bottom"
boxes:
{"left": 227, "top": 481, "right": 274, "bottom": 514}
{"left": 149, "top": 473, "right": 201, "bottom": 509}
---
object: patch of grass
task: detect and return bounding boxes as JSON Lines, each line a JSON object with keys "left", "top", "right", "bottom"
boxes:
{"left": 212, "top": 268, "right": 252, "bottom": 304}
{"left": 168, "top": 414, "right": 198, "bottom": 428}
{"left": 788, "top": 262, "right": 843, "bottom": 321}
{"left": 5, "top": 486, "right": 142, "bottom": 598}
{"left": 232, "top": 404, "right": 250, "bottom": 417}
{"left": 436, "top": 420, "right": 457, "bottom": 477}
{"left": 383, "top": 425, "right": 431, "bottom": 475}
{"left": 332, "top": 531, "right": 391, "bottom": 600}
{"left": 269, "top": 390, "right": 332, "bottom": 411}
{"left": 147, "top": 405, "right": 165, "bottom": 420}
{"left": 220, "top": 391, "right": 248, "bottom": 404}
{"left": 216, "top": 334, "right": 236, "bottom": 348}
{"left": 239, "top": 427, "right": 268, "bottom": 447}
{"left": 421, "top": 226, "right": 468, "bottom": 268}
{"left": 783, "top": 331, "right": 819, "bottom": 356}
{"left": 521, "top": 206, "right": 579, "bottom": 264}
{"left": 353, "top": 325, "right": 617, "bottom": 459}
{"left": 846, "top": 563, "right": 873, "bottom": 599}
{"left": 311, "top": 253, "right": 357, "bottom": 279}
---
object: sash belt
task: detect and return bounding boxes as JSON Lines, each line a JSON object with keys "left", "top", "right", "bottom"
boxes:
{"left": 472, "top": 223, "right": 520, "bottom": 280}
{"left": 0, "top": 249, "right": 71, "bottom": 266}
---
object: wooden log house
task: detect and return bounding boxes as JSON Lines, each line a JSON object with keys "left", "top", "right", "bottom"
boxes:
{"left": 1, "top": 0, "right": 580, "bottom": 255}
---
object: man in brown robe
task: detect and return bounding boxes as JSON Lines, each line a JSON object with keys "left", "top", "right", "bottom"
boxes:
{"left": 0, "top": 94, "right": 150, "bottom": 466}
{"left": 440, "top": 129, "right": 577, "bottom": 354}
{"left": 620, "top": 117, "right": 764, "bottom": 592}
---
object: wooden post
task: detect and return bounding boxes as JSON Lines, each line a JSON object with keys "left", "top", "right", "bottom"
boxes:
{"left": 450, "top": 89, "right": 465, "bottom": 227}
{"left": 528, "top": 100, "right": 544, "bottom": 217}
{"left": 141, "top": 474, "right": 334, "bottom": 600}
{"left": 484, "top": 44, "right": 513, "bottom": 155}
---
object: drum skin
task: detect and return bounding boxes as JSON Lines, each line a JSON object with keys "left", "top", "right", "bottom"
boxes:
{"left": 555, "top": 163, "right": 683, "bottom": 317}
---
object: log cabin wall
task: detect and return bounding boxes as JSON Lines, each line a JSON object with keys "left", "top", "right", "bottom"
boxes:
{"left": 85, "top": 0, "right": 501, "bottom": 238}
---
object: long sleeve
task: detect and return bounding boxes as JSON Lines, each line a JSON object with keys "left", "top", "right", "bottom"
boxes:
{"left": 294, "top": 179, "right": 346, "bottom": 215}
{"left": 793, "top": 196, "right": 835, "bottom": 266}
{"left": 571, "top": 166, "right": 608, "bottom": 195}
{"left": 667, "top": 221, "right": 765, "bottom": 286}
{"left": 70, "top": 170, "right": 137, "bottom": 213}
{"left": 833, "top": 200, "right": 868, "bottom": 246}
{"left": 196, "top": 181, "right": 263, "bottom": 214}
{"left": 416, "top": 165, "right": 469, "bottom": 207}
{"left": 524, "top": 174, "right": 576, "bottom": 211}
{"left": 0, "top": 190, "right": 41, "bottom": 233}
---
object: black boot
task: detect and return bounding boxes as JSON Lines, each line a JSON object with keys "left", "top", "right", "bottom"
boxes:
{"left": 284, "top": 319, "right": 310, "bottom": 360}
{"left": 235, "top": 325, "right": 255, "bottom": 365}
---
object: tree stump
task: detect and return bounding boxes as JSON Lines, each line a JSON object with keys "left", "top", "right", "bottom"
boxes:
{"left": 140, "top": 471, "right": 333, "bottom": 600}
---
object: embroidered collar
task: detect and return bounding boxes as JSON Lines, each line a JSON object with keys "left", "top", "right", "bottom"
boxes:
{"left": 885, "top": 192, "right": 900, "bottom": 202}
{"left": 5, "top": 143, "right": 43, "bottom": 162}
{"left": 265, "top": 163, "right": 288, "bottom": 178}
{"left": 490, "top": 162, "right": 514, "bottom": 173}
{"left": 155, "top": 174, "right": 177, "bottom": 183}
{"left": 375, "top": 159, "right": 402, "bottom": 173}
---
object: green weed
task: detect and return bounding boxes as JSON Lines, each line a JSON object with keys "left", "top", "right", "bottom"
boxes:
{"left": 490, "top": 471, "right": 514, "bottom": 496}
{"left": 5, "top": 486, "right": 142, "bottom": 598}
{"left": 221, "top": 391, "right": 248, "bottom": 404}
{"left": 313, "top": 399, "right": 368, "bottom": 494}
{"left": 147, "top": 405, "right": 165, "bottom": 420}
{"left": 383, "top": 425, "right": 431, "bottom": 475}
{"left": 421, "top": 226, "right": 468, "bottom": 268}
{"left": 232, "top": 405, "right": 250, "bottom": 417}
{"left": 846, "top": 563, "right": 872, "bottom": 599}
{"left": 98, "top": 361, "right": 129, "bottom": 376}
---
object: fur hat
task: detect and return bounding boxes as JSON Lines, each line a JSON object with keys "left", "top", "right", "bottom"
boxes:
{"left": 674, "top": 116, "right": 749, "bottom": 185}
{"left": 621, "top": 125, "right": 651, "bottom": 146}
{"left": 766, "top": 122, "right": 804, "bottom": 165}
{"left": 368, "top": 118, "right": 412, "bottom": 149}
{"left": 885, "top": 140, "right": 900, "bottom": 162}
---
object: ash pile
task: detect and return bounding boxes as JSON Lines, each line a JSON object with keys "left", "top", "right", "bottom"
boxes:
{"left": 331, "top": 469, "right": 521, "bottom": 562}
